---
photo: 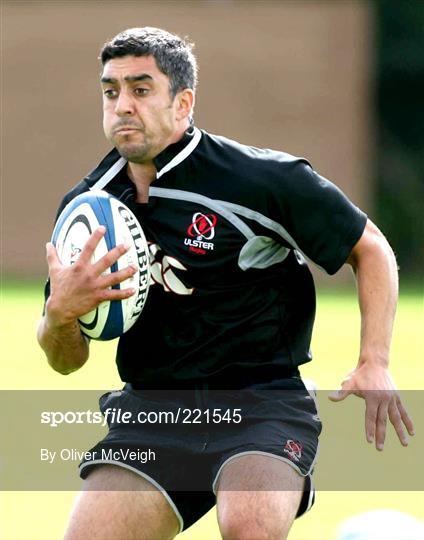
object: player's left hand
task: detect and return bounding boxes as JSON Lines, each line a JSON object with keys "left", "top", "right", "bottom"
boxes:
{"left": 328, "top": 363, "right": 415, "bottom": 451}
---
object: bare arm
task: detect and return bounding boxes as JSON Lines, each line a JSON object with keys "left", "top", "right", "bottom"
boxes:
{"left": 329, "top": 219, "right": 414, "bottom": 449}
{"left": 37, "top": 314, "right": 89, "bottom": 375}
{"left": 348, "top": 219, "right": 398, "bottom": 365}
{"left": 37, "top": 226, "right": 136, "bottom": 375}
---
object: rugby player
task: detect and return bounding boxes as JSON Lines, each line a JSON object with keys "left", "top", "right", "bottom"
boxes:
{"left": 37, "top": 27, "right": 414, "bottom": 540}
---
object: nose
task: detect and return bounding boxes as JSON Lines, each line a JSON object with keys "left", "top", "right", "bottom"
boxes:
{"left": 114, "top": 90, "right": 135, "bottom": 116}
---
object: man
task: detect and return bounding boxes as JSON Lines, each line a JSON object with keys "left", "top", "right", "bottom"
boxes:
{"left": 37, "top": 27, "right": 414, "bottom": 540}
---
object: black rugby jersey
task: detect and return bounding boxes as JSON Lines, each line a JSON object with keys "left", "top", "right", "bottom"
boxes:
{"left": 48, "top": 127, "right": 367, "bottom": 387}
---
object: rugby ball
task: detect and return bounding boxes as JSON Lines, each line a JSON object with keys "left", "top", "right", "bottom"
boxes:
{"left": 51, "top": 190, "right": 150, "bottom": 340}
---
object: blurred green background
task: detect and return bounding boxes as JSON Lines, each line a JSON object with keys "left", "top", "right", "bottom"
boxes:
{"left": 1, "top": 283, "right": 423, "bottom": 539}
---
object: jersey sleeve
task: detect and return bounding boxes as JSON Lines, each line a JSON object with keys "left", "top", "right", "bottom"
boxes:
{"left": 268, "top": 160, "right": 367, "bottom": 274}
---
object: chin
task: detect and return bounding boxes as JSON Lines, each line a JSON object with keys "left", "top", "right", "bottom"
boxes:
{"left": 116, "top": 143, "right": 151, "bottom": 163}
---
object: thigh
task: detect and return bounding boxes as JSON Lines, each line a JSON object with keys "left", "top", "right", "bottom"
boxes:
{"left": 64, "top": 464, "right": 180, "bottom": 540}
{"left": 215, "top": 454, "right": 304, "bottom": 540}
{"left": 79, "top": 388, "right": 217, "bottom": 532}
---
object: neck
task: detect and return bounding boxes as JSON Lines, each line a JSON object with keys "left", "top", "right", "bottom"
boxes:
{"left": 127, "top": 121, "right": 190, "bottom": 203}
{"left": 127, "top": 161, "right": 156, "bottom": 203}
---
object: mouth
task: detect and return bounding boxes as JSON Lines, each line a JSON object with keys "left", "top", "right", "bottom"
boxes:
{"left": 114, "top": 127, "right": 142, "bottom": 135}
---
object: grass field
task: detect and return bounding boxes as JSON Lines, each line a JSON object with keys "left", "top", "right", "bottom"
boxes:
{"left": 0, "top": 281, "right": 423, "bottom": 539}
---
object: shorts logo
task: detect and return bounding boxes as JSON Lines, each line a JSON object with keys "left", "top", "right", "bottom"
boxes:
{"left": 184, "top": 212, "right": 217, "bottom": 254}
{"left": 283, "top": 440, "right": 303, "bottom": 462}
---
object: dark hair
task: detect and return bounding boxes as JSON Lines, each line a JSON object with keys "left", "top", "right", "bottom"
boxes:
{"left": 100, "top": 27, "right": 198, "bottom": 97}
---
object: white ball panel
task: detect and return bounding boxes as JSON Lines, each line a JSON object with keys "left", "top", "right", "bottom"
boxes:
{"left": 52, "top": 191, "right": 150, "bottom": 340}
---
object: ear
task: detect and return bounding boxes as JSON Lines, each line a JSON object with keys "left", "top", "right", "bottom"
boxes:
{"left": 175, "top": 89, "right": 195, "bottom": 121}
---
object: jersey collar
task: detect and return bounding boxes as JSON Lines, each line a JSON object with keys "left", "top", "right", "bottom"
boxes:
{"left": 89, "top": 126, "right": 201, "bottom": 192}
{"left": 154, "top": 125, "right": 201, "bottom": 179}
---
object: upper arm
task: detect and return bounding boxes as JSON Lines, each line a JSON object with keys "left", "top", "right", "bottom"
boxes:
{"left": 346, "top": 219, "right": 395, "bottom": 269}
{"left": 267, "top": 161, "right": 368, "bottom": 274}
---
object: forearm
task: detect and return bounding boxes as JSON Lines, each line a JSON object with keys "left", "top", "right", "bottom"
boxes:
{"left": 37, "top": 312, "right": 89, "bottom": 375}
{"left": 37, "top": 233, "right": 135, "bottom": 374}
{"left": 349, "top": 222, "right": 398, "bottom": 367}
{"left": 331, "top": 220, "right": 414, "bottom": 450}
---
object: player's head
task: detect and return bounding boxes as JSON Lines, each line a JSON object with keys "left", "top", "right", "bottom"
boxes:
{"left": 99, "top": 27, "right": 197, "bottom": 163}
{"left": 100, "top": 27, "right": 198, "bottom": 99}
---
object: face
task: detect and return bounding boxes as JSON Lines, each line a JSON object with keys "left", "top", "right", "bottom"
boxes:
{"left": 101, "top": 55, "right": 185, "bottom": 163}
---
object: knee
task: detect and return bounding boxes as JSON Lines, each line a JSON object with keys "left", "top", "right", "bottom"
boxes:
{"left": 219, "top": 511, "right": 288, "bottom": 540}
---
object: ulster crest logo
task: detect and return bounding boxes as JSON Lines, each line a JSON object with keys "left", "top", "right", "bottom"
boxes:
{"left": 283, "top": 440, "right": 303, "bottom": 462}
{"left": 184, "top": 212, "right": 217, "bottom": 254}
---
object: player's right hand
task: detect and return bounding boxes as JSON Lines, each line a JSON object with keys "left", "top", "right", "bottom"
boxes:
{"left": 45, "top": 226, "right": 137, "bottom": 327}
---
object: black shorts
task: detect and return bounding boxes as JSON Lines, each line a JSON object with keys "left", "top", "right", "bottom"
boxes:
{"left": 79, "top": 378, "right": 321, "bottom": 532}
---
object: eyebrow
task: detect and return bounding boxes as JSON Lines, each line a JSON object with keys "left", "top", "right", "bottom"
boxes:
{"left": 100, "top": 74, "right": 154, "bottom": 84}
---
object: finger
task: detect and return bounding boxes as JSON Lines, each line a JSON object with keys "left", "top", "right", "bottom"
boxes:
{"left": 92, "top": 243, "right": 130, "bottom": 275}
{"left": 375, "top": 400, "right": 389, "bottom": 451}
{"left": 328, "top": 388, "right": 352, "bottom": 402}
{"left": 99, "top": 265, "right": 137, "bottom": 288}
{"left": 388, "top": 399, "right": 408, "bottom": 447}
{"left": 364, "top": 399, "right": 378, "bottom": 444}
{"left": 97, "top": 287, "right": 135, "bottom": 302}
{"left": 45, "top": 242, "right": 62, "bottom": 270}
{"left": 78, "top": 226, "right": 106, "bottom": 265}
{"left": 396, "top": 395, "right": 415, "bottom": 436}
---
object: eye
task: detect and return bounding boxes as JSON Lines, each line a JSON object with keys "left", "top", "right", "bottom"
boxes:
{"left": 134, "top": 88, "right": 149, "bottom": 96}
{"left": 103, "top": 88, "right": 118, "bottom": 99}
